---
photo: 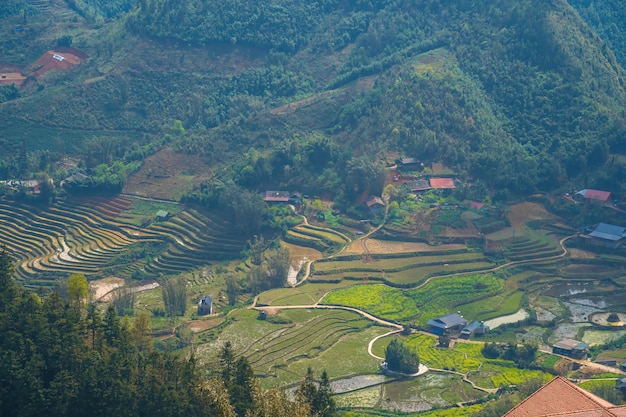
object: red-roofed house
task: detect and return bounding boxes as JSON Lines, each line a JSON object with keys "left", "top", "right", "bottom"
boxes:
{"left": 429, "top": 178, "right": 456, "bottom": 189}
{"left": 263, "top": 191, "right": 290, "bottom": 203}
{"left": 574, "top": 189, "right": 611, "bottom": 204}
{"left": 504, "top": 376, "right": 626, "bottom": 417}
{"left": 470, "top": 201, "right": 485, "bottom": 211}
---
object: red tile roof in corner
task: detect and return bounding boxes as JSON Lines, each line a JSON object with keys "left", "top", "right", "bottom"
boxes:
{"left": 503, "top": 376, "right": 621, "bottom": 417}
{"left": 429, "top": 178, "right": 456, "bottom": 189}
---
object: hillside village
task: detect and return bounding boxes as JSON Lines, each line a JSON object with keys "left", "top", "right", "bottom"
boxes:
{"left": 1, "top": 0, "right": 626, "bottom": 416}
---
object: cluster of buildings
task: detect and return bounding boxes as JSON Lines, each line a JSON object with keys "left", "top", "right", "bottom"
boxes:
{"left": 426, "top": 313, "right": 489, "bottom": 339}
{"left": 582, "top": 223, "right": 626, "bottom": 249}
{"left": 0, "top": 179, "right": 52, "bottom": 195}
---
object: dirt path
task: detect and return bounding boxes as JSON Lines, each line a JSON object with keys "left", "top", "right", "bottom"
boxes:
{"left": 292, "top": 213, "right": 353, "bottom": 286}
{"left": 429, "top": 367, "right": 499, "bottom": 393}
{"left": 252, "top": 302, "right": 403, "bottom": 330}
{"left": 368, "top": 330, "right": 402, "bottom": 360}
{"left": 538, "top": 349, "right": 626, "bottom": 375}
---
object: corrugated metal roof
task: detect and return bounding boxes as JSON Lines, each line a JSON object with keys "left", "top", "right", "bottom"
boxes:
{"left": 589, "top": 223, "right": 626, "bottom": 241}
{"left": 577, "top": 189, "right": 611, "bottom": 201}
{"left": 427, "top": 313, "right": 467, "bottom": 329}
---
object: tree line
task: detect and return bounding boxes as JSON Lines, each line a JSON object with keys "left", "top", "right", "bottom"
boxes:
{"left": 0, "top": 248, "right": 336, "bottom": 417}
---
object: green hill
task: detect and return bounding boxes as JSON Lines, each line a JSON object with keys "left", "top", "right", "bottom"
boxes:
{"left": 0, "top": 0, "right": 625, "bottom": 196}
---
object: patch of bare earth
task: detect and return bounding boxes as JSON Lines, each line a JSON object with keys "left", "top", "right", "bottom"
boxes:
{"left": 561, "top": 264, "right": 617, "bottom": 275}
{"left": 187, "top": 318, "right": 224, "bottom": 333}
{"left": 568, "top": 248, "right": 596, "bottom": 259}
{"left": 90, "top": 278, "right": 160, "bottom": 302}
{"left": 123, "top": 148, "right": 213, "bottom": 200}
{"left": 90, "top": 277, "right": 125, "bottom": 301}
{"left": 508, "top": 202, "right": 555, "bottom": 228}
{"left": 344, "top": 239, "right": 465, "bottom": 255}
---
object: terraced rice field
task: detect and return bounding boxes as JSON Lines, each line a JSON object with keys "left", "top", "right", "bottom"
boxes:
{"left": 0, "top": 197, "right": 246, "bottom": 286}
{"left": 284, "top": 224, "right": 350, "bottom": 252}
{"left": 310, "top": 249, "right": 494, "bottom": 287}
{"left": 208, "top": 309, "right": 383, "bottom": 387}
{"left": 242, "top": 309, "right": 372, "bottom": 375}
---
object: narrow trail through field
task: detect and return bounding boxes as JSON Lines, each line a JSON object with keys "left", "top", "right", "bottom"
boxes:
{"left": 368, "top": 330, "right": 402, "bottom": 360}
{"left": 293, "top": 205, "right": 388, "bottom": 285}
{"left": 538, "top": 349, "right": 626, "bottom": 375}
{"left": 292, "top": 212, "right": 352, "bottom": 287}
{"left": 252, "top": 302, "right": 404, "bottom": 330}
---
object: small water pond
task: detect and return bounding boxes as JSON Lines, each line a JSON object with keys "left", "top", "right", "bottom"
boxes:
{"left": 330, "top": 374, "right": 387, "bottom": 394}
{"left": 484, "top": 309, "right": 529, "bottom": 329}
{"left": 543, "top": 282, "right": 604, "bottom": 297}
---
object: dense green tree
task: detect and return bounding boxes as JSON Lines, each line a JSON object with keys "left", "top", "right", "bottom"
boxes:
{"left": 296, "top": 367, "right": 337, "bottom": 417}
{"left": 345, "top": 156, "right": 386, "bottom": 198}
{"left": 161, "top": 276, "right": 187, "bottom": 317}
{"left": 264, "top": 246, "right": 291, "bottom": 289}
{"left": 385, "top": 338, "right": 420, "bottom": 374}
{"left": 67, "top": 273, "right": 89, "bottom": 310}
{"left": 225, "top": 273, "right": 240, "bottom": 306}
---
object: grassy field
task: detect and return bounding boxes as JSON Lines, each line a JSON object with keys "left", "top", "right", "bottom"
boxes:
{"left": 198, "top": 308, "right": 387, "bottom": 388}
{"left": 458, "top": 270, "right": 534, "bottom": 321}
{"left": 313, "top": 252, "right": 485, "bottom": 273}
{"left": 119, "top": 198, "right": 182, "bottom": 225}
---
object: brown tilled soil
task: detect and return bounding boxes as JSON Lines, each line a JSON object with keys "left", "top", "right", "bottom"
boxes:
{"left": 90, "top": 277, "right": 125, "bottom": 301}
{"left": 123, "top": 148, "right": 213, "bottom": 200}
{"left": 187, "top": 318, "right": 224, "bottom": 333}
{"left": 0, "top": 72, "right": 27, "bottom": 86}
{"left": 508, "top": 202, "right": 555, "bottom": 228}
{"left": 344, "top": 239, "right": 465, "bottom": 255}
{"left": 31, "top": 49, "right": 84, "bottom": 77}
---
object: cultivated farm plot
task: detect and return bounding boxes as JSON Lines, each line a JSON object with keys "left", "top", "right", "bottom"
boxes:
{"left": 374, "top": 333, "right": 551, "bottom": 391}
{"left": 310, "top": 248, "right": 494, "bottom": 287}
{"left": 380, "top": 373, "right": 484, "bottom": 413}
{"left": 508, "top": 202, "right": 555, "bottom": 228}
{"left": 256, "top": 280, "right": 362, "bottom": 306}
{"left": 323, "top": 274, "right": 504, "bottom": 325}
{"left": 123, "top": 148, "right": 213, "bottom": 201}
{"left": 204, "top": 309, "right": 383, "bottom": 387}
{"left": 373, "top": 334, "right": 482, "bottom": 374}
{"left": 344, "top": 239, "right": 465, "bottom": 255}
{"left": 0, "top": 197, "right": 246, "bottom": 286}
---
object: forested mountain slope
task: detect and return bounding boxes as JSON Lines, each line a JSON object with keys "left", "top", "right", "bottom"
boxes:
{"left": 0, "top": 0, "right": 625, "bottom": 195}
{"left": 570, "top": 0, "right": 626, "bottom": 68}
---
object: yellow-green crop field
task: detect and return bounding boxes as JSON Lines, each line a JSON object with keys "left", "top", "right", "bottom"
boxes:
{"left": 256, "top": 281, "right": 364, "bottom": 306}
{"left": 323, "top": 274, "right": 504, "bottom": 324}
{"left": 373, "top": 333, "right": 551, "bottom": 389}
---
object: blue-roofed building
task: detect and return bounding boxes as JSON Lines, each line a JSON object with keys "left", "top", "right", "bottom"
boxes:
{"left": 585, "top": 223, "right": 626, "bottom": 248}
{"left": 198, "top": 295, "right": 213, "bottom": 315}
{"left": 427, "top": 313, "right": 467, "bottom": 336}
{"left": 460, "top": 321, "right": 489, "bottom": 339}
